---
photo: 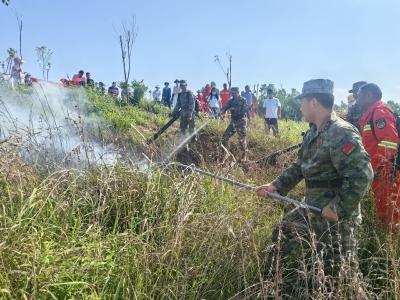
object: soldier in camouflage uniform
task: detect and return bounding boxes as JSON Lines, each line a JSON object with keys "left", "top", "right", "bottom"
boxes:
{"left": 220, "top": 87, "right": 250, "bottom": 160}
{"left": 346, "top": 81, "right": 367, "bottom": 131}
{"left": 171, "top": 80, "right": 196, "bottom": 135}
{"left": 256, "top": 79, "right": 373, "bottom": 299}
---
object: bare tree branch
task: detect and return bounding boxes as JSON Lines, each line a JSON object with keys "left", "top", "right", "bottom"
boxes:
{"left": 3, "top": 48, "right": 17, "bottom": 74}
{"left": 118, "top": 16, "right": 138, "bottom": 87}
{"left": 35, "top": 46, "right": 52, "bottom": 80}
{"left": 214, "top": 54, "right": 232, "bottom": 87}
{"left": 15, "top": 12, "right": 23, "bottom": 59}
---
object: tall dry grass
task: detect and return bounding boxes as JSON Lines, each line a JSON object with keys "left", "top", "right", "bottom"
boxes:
{"left": 0, "top": 84, "right": 398, "bottom": 299}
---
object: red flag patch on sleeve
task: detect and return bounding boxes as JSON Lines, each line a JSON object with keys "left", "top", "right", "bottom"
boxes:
{"left": 342, "top": 142, "right": 356, "bottom": 156}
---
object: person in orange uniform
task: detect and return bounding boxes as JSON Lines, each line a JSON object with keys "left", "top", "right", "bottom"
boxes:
{"left": 220, "top": 83, "right": 230, "bottom": 117}
{"left": 358, "top": 83, "right": 400, "bottom": 232}
{"left": 196, "top": 89, "right": 206, "bottom": 112}
{"left": 220, "top": 83, "right": 230, "bottom": 107}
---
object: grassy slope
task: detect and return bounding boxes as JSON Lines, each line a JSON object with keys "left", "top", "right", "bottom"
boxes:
{"left": 0, "top": 89, "right": 399, "bottom": 299}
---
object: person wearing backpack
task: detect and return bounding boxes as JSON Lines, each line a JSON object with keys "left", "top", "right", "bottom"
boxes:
{"left": 358, "top": 83, "right": 400, "bottom": 232}
{"left": 207, "top": 87, "right": 221, "bottom": 119}
{"left": 171, "top": 80, "right": 196, "bottom": 135}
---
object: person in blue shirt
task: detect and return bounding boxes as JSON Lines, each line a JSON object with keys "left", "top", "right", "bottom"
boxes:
{"left": 243, "top": 85, "right": 255, "bottom": 122}
{"left": 162, "top": 82, "right": 172, "bottom": 108}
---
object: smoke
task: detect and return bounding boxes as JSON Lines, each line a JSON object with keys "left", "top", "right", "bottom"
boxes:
{"left": 0, "top": 81, "right": 118, "bottom": 169}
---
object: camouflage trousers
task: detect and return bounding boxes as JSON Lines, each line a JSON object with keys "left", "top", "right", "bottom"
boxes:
{"left": 264, "top": 207, "right": 364, "bottom": 299}
{"left": 221, "top": 118, "right": 248, "bottom": 153}
{"left": 180, "top": 114, "right": 195, "bottom": 135}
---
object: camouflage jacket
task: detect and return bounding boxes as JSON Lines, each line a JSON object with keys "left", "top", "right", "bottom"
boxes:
{"left": 273, "top": 113, "right": 373, "bottom": 220}
{"left": 221, "top": 97, "right": 249, "bottom": 121}
{"left": 172, "top": 91, "right": 195, "bottom": 117}
{"left": 346, "top": 102, "right": 362, "bottom": 131}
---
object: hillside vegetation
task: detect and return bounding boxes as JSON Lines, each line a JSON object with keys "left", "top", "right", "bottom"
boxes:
{"left": 0, "top": 87, "right": 398, "bottom": 299}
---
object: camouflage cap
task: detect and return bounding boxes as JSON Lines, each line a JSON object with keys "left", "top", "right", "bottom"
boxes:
{"left": 230, "top": 87, "right": 240, "bottom": 93}
{"left": 179, "top": 80, "right": 187, "bottom": 85}
{"left": 349, "top": 81, "right": 367, "bottom": 93}
{"left": 296, "top": 79, "right": 334, "bottom": 99}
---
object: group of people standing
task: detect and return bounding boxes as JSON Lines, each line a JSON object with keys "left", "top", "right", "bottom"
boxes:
{"left": 168, "top": 79, "right": 282, "bottom": 163}
{"left": 8, "top": 57, "right": 36, "bottom": 89}
{"left": 168, "top": 77, "right": 400, "bottom": 297}
{"left": 155, "top": 80, "right": 282, "bottom": 139}
{"left": 69, "top": 70, "right": 119, "bottom": 99}
{"left": 254, "top": 78, "right": 400, "bottom": 297}
{"left": 152, "top": 80, "right": 183, "bottom": 109}
{"left": 70, "top": 70, "right": 94, "bottom": 87}
{"left": 345, "top": 81, "right": 400, "bottom": 232}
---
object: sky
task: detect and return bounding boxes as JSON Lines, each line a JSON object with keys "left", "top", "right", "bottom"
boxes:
{"left": 1, "top": 0, "right": 400, "bottom": 103}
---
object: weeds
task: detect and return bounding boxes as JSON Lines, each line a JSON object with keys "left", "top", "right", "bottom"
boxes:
{"left": 0, "top": 85, "right": 398, "bottom": 299}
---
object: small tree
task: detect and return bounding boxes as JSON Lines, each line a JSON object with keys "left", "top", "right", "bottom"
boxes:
{"left": 257, "top": 84, "right": 302, "bottom": 120}
{"left": 281, "top": 90, "right": 302, "bottom": 121}
{"left": 117, "top": 16, "right": 138, "bottom": 99}
{"left": 46, "top": 62, "right": 51, "bottom": 81}
{"left": 131, "top": 80, "right": 147, "bottom": 105}
{"left": 35, "top": 46, "right": 52, "bottom": 80}
{"left": 387, "top": 100, "right": 400, "bottom": 114}
{"left": 1, "top": 48, "right": 17, "bottom": 74}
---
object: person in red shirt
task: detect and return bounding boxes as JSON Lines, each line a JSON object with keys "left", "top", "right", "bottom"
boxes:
{"left": 196, "top": 90, "right": 206, "bottom": 112}
{"left": 72, "top": 70, "right": 86, "bottom": 86}
{"left": 358, "top": 83, "right": 400, "bottom": 232}
{"left": 204, "top": 84, "right": 211, "bottom": 98}
{"left": 220, "top": 83, "right": 230, "bottom": 107}
{"left": 203, "top": 84, "right": 212, "bottom": 114}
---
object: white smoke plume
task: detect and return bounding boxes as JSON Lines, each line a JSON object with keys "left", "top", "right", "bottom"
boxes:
{"left": 0, "top": 81, "right": 118, "bottom": 169}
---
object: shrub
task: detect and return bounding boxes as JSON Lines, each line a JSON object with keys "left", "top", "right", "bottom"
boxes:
{"left": 131, "top": 80, "right": 148, "bottom": 105}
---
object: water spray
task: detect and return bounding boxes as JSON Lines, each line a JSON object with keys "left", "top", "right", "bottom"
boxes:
{"left": 171, "top": 161, "right": 322, "bottom": 214}
{"left": 164, "top": 120, "right": 210, "bottom": 162}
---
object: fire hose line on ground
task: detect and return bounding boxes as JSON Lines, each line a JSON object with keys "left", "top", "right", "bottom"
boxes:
{"left": 169, "top": 162, "right": 322, "bottom": 214}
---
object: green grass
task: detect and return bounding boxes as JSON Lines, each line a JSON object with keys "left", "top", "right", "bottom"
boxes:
{"left": 0, "top": 164, "right": 279, "bottom": 299}
{"left": 84, "top": 89, "right": 170, "bottom": 145}
{"left": 0, "top": 87, "right": 399, "bottom": 299}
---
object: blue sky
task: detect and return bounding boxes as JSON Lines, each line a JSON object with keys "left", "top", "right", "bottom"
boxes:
{"left": 1, "top": 0, "right": 400, "bottom": 102}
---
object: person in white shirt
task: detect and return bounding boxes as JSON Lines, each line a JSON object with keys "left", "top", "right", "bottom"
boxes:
{"left": 171, "top": 79, "right": 181, "bottom": 108}
{"left": 152, "top": 85, "right": 161, "bottom": 102}
{"left": 10, "top": 57, "right": 23, "bottom": 89}
{"left": 263, "top": 88, "right": 281, "bottom": 137}
{"left": 207, "top": 87, "right": 221, "bottom": 118}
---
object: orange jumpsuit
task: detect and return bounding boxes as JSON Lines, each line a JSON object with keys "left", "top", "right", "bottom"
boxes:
{"left": 197, "top": 92, "right": 206, "bottom": 112}
{"left": 220, "top": 89, "right": 230, "bottom": 108}
{"left": 359, "top": 100, "right": 400, "bottom": 231}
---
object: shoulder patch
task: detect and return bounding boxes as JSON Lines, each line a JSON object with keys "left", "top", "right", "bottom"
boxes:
{"left": 342, "top": 142, "right": 356, "bottom": 156}
{"left": 376, "top": 118, "right": 386, "bottom": 129}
